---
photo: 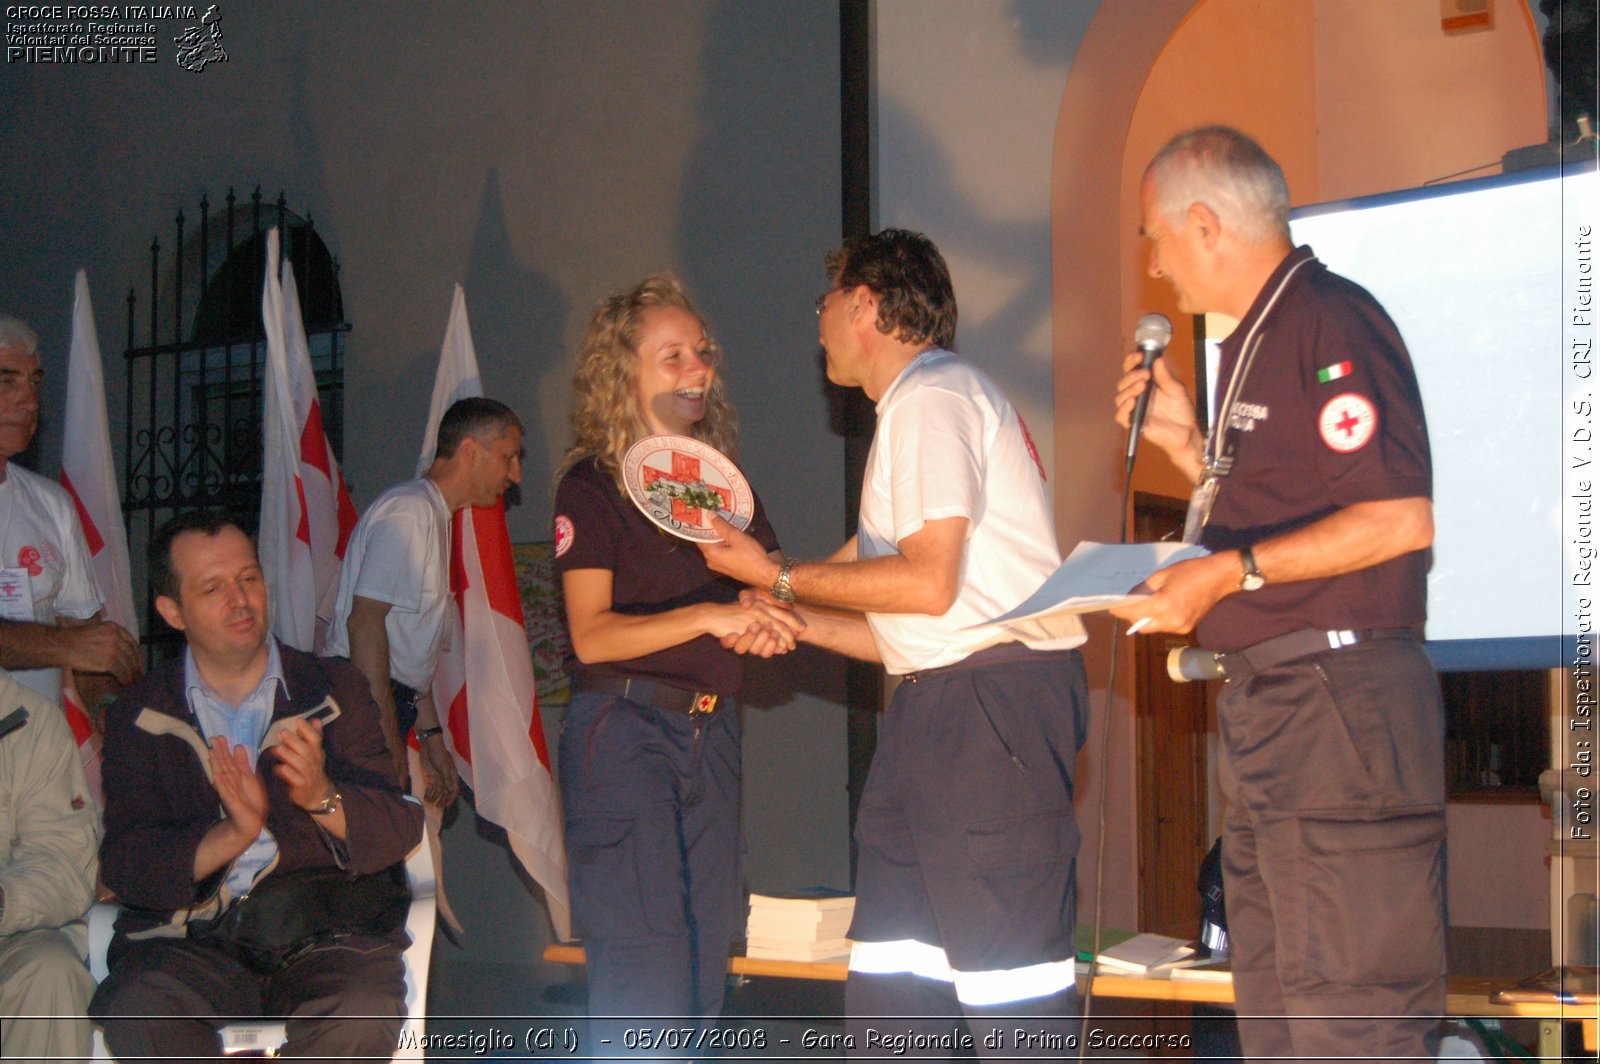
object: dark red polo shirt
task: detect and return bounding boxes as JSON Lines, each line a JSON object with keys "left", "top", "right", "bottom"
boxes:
{"left": 1197, "top": 246, "right": 1433, "bottom": 652}
{"left": 553, "top": 456, "right": 780, "bottom": 695}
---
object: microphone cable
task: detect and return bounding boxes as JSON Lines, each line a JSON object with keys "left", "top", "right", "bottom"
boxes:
{"left": 1078, "top": 348, "right": 1159, "bottom": 1058}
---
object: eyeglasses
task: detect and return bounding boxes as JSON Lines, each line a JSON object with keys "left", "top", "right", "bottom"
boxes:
{"left": 817, "top": 284, "right": 850, "bottom": 316}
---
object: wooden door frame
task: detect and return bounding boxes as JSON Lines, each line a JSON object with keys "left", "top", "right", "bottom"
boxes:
{"left": 1132, "top": 492, "right": 1213, "bottom": 936}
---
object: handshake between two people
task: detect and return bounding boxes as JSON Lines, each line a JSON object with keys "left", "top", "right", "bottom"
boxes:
{"left": 698, "top": 514, "right": 806, "bottom": 659}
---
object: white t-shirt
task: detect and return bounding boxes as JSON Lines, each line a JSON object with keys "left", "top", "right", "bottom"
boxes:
{"left": 858, "top": 349, "right": 1085, "bottom": 674}
{"left": 0, "top": 464, "right": 104, "bottom": 702}
{"left": 322, "top": 478, "right": 452, "bottom": 691}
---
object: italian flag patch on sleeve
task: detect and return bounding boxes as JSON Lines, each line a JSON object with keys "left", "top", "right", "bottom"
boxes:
{"left": 1317, "top": 360, "right": 1353, "bottom": 384}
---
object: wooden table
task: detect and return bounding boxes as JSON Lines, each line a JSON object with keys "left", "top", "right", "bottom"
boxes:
{"left": 545, "top": 942, "right": 849, "bottom": 983}
{"left": 544, "top": 943, "right": 1596, "bottom": 1059}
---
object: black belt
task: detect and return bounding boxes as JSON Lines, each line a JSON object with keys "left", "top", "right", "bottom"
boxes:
{"left": 1215, "top": 626, "right": 1418, "bottom": 681}
{"left": 574, "top": 676, "right": 720, "bottom": 715}
{"left": 901, "top": 642, "right": 1077, "bottom": 684}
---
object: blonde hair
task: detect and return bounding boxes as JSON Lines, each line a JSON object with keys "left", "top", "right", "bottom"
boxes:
{"left": 558, "top": 273, "right": 739, "bottom": 492}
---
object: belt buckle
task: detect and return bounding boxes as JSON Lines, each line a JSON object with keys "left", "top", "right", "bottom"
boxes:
{"left": 691, "top": 693, "right": 718, "bottom": 716}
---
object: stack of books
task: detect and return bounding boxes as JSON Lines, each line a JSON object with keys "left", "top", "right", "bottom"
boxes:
{"left": 745, "top": 891, "right": 855, "bottom": 962}
{"left": 1094, "top": 932, "right": 1196, "bottom": 975}
{"left": 1092, "top": 931, "right": 1234, "bottom": 984}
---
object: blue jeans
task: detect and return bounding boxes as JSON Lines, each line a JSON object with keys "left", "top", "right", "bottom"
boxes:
{"left": 559, "top": 690, "right": 742, "bottom": 1051}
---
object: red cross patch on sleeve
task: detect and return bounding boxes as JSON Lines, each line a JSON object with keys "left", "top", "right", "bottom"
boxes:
{"left": 1017, "top": 414, "right": 1046, "bottom": 482}
{"left": 554, "top": 515, "right": 575, "bottom": 558}
{"left": 1318, "top": 393, "right": 1377, "bottom": 453}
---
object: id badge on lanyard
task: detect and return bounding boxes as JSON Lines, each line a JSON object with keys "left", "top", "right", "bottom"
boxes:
{"left": 1183, "top": 351, "right": 1249, "bottom": 545}
{"left": 1182, "top": 478, "right": 1218, "bottom": 545}
{"left": 1182, "top": 441, "right": 1238, "bottom": 545}
{"left": 1182, "top": 254, "right": 1317, "bottom": 546}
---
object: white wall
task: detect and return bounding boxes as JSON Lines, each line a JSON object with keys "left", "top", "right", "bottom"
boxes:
{"left": 1312, "top": 0, "right": 1547, "bottom": 200}
{"left": 873, "top": 0, "right": 1099, "bottom": 484}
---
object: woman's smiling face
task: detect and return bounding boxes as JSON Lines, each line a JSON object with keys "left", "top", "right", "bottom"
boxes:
{"left": 635, "top": 304, "right": 716, "bottom": 436}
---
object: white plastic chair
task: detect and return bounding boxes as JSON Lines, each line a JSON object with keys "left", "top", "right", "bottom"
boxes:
{"left": 89, "top": 831, "right": 437, "bottom": 1060}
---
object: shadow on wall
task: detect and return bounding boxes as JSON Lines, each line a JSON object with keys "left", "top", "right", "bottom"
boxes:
{"left": 670, "top": 0, "right": 851, "bottom": 714}
{"left": 395, "top": 165, "right": 568, "bottom": 535}
{"left": 1012, "top": 0, "right": 1099, "bottom": 68}
{"left": 672, "top": 0, "right": 845, "bottom": 561}
{"left": 872, "top": 96, "right": 1053, "bottom": 377}
{"left": 866, "top": 0, "right": 1104, "bottom": 497}
{"left": 741, "top": 644, "right": 852, "bottom": 711}
{"left": 669, "top": 0, "right": 851, "bottom": 894}
{"left": 463, "top": 166, "right": 567, "bottom": 534}
{"left": 668, "top": 0, "right": 857, "bottom": 713}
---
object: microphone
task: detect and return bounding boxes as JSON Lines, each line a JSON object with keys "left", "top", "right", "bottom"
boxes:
{"left": 1124, "top": 312, "right": 1173, "bottom": 475}
{"left": 1167, "top": 645, "right": 1225, "bottom": 683}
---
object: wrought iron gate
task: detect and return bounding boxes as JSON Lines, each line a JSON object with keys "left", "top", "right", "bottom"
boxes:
{"left": 122, "top": 188, "right": 349, "bottom": 653}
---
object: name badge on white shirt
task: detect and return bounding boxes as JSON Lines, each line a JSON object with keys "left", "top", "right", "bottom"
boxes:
{"left": 0, "top": 566, "right": 36, "bottom": 622}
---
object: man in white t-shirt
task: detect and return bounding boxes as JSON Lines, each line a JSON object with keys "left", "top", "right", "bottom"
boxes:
{"left": 702, "top": 230, "right": 1088, "bottom": 1058}
{"left": 323, "top": 397, "right": 523, "bottom": 806}
{"left": 0, "top": 315, "right": 141, "bottom": 707}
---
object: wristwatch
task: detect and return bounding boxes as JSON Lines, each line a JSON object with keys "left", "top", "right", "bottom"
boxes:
{"left": 770, "top": 558, "right": 798, "bottom": 604}
{"left": 308, "top": 787, "right": 343, "bottom": 817}
{"left": 1238, "top": 546, "right": 1266, "bottom": 591}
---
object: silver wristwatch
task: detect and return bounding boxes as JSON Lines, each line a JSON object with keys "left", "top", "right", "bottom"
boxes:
{"left": 770, "top": 558, "right": 798, "bottom": 604}
{"left": 308, "top": 787, "right": 343, "bottom": 817}
{"left": 1238, "top": 546, "right": 1266, "bottom": 591}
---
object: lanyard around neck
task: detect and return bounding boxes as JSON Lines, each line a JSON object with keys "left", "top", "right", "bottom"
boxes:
{"left": 1202, "top": 254, "right": 1317, "bottom": 479}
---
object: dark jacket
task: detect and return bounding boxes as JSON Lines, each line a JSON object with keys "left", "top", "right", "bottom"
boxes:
{"left": 99, "top": 643, "right": 423, "bottom": 941}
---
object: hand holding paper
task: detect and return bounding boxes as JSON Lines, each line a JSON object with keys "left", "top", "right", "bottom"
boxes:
{"left": 980, "top": 541, "right": 1209, "bottom": 639}
{"left": 1108, "top": 548, "right": 1244, "bottom": 636}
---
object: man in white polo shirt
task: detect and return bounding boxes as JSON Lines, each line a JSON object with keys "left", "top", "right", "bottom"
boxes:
{"left": 322, "top": 397, "right": 523, "bottom": 807}
{"left": 703, "top": 229, "right": 1088, "bottom": 1058}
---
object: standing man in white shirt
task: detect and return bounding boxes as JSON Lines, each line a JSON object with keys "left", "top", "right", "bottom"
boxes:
{"left": 0, "top": 315, "right": 140, "bottom": 709}
{"left": 703, "top": 230, "right": 1088, "bottom": 1058}
{"left": 322, "top": 397, "right": 523, "bottom": 806}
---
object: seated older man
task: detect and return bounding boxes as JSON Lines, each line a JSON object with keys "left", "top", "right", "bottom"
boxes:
{"left": 0, "top": 668, "right": 100, "bottom": 1063}
{"left": 91, "top": 511, "right": 423, "bottom": 1062}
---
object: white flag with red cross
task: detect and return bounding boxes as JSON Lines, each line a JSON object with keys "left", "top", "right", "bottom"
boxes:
{"left": 59, "top": 270, "right": 136, "bottom": 806}
{"left": 421, "top": 284, "right": 570, "bottom": 940}
{"left": 259, "top": 228, "right": 358, "bottom": 653}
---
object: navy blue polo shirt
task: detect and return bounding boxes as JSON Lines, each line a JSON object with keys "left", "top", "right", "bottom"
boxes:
{"left": 1197, "top": 246, "right": 1433, "bottom": 652}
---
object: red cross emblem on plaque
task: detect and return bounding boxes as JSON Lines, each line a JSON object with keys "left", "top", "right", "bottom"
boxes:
{"left": 623, "top": 435, "right": 755, "bottom": 543}
{"left": 1318, "top": 393, "right": 1377, "bottom": 453}
{"left": 642, "top": 452, "right": 729, "bottom": 525}
{"left": 16, "top": 547, "right": 43, "bottom": 578}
